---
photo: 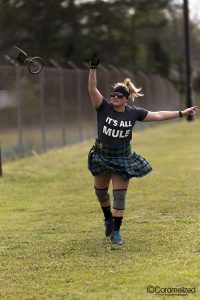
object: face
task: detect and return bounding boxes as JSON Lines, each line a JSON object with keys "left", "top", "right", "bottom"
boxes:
{"left": 110, "top": 91, "right": 127, "bottom": 107}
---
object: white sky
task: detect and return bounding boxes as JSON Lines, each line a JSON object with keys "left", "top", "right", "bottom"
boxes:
{"left": 175, "top": 0, "right": 200, "bottom": 23}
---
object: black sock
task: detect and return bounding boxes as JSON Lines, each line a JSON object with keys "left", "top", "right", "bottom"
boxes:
{"left": 101, "top": 205, "right": 112, "bottom": 220}
{"left": 113, "top": 216, "right": 123, "bottom": 232}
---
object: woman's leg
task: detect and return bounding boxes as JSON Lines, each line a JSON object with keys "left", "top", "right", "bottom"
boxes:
{"left": 94, "top": 172, "right": 112, "bottom": 236}
{"left": 111, "top": 173, "right": 129, "bottom": 244}
{"left": 94, "top": 172, "right": 111, "bottom": 206}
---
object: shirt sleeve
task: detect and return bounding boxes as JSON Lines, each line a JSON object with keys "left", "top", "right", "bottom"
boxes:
{"left": 96, "top": 98, "right": 110, "bottom": 112}
{"left": 136, "top": 107, "right": 148, "bottom": 121}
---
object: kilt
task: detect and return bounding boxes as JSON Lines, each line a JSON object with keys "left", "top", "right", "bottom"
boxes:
{"left": 88, "top": 139, "right": 152, "bottom": 181}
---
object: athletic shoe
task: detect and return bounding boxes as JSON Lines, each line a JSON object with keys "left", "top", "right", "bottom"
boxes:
{"left": 104, "top": 217, "right": 113, "bottom": 237}
{"left": 110, "top": 231, "right": 124, "bottom": 245}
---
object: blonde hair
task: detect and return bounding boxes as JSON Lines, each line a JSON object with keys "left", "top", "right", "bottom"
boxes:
{"left": 113, "top": 78, "right": 144, "bottom": 102}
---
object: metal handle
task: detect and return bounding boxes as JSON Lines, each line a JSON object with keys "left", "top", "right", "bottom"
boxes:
{"left": 26, "top": 57, "right": 44, "bottom": 74}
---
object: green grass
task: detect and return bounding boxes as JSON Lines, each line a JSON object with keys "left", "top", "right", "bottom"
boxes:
{"left": 0, "top": 118, "right": 200, "bottom": 300}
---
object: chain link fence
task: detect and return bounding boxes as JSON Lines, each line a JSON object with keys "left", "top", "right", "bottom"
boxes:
{"left": 0, "top": 65, "right": 180, "bottom": 161}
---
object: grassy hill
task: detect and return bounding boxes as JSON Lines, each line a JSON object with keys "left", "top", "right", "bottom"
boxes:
{"left": 0, "top": 118, "right": 199, "bottom": 300}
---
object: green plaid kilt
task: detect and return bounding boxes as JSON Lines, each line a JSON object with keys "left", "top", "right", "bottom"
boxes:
{"left": 88, "top": 139, "right": 152, "bottom": 180}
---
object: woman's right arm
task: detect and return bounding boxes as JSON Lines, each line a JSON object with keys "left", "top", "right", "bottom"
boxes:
{"left": 88, "top": 68, "right": 103, "bottom": 109}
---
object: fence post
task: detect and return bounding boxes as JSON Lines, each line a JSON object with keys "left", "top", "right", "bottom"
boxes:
{"left": 98, "top": 64, "right": 110, "bottom": 98}
{"left": 49, "top": 59, "right": 66, "bottom": 146}
{"left": 0, "top": 141, "right": 2, "bottom": 177}
{"left": 39, "top": 70, "right": 46, "bottom": 151}
{"left": 16, "top": 66, "right": 24, "bottom": 156}
{"left": 183, "top": 0, "right": 195, "bottom": 121}
{"left": 59, "top": 68, "right": 66, "bottom": 145}
{"left": 68, "top": 61, "right": 83, "bottom": 142}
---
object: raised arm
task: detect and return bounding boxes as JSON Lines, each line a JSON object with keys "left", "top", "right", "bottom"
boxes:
{"left": 88, "top": 52, "right": 103, "bottom": 109}
{"left": 143, "top": 106, "right": 198, "bottom": 121}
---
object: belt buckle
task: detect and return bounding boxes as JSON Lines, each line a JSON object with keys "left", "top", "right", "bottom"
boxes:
{"left": 98, "top": 142, "right": 103, "bottom": 149}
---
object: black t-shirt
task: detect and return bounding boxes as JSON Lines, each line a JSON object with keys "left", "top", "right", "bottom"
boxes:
{"left": 96, "top": 98, "right": 148, "bottom": 146}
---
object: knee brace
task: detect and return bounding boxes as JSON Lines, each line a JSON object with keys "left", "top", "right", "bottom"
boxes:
{"left": 94, "top": 186, "right": 110, "bottom": 202}
{"left": 113, "top": 189, "right": 127, "bottom": 210}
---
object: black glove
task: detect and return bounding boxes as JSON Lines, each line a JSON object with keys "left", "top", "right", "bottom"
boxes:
{"left": 90, "top": 52, "right": 100, "bottom": 69}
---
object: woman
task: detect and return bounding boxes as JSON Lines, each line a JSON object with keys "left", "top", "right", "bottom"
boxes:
{"left": 88, "top": 52, "right": 198, "bottom": 245}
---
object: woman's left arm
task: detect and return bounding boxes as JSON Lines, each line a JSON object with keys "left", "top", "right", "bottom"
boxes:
{"left": 143, "top": 106, "right": 198, "bottom": 122}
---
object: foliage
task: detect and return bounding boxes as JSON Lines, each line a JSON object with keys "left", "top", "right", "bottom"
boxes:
{"left": 0, "top": 0, "right": 200, "bottom": 85}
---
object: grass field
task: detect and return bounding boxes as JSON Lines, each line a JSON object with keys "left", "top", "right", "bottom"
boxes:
{"left": 0, "top": 118, "right": 200, "bottom": 300}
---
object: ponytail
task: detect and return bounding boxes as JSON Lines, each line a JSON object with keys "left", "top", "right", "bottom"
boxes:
{"left": 113, "top": 78, "right": 143, "bottom": 102}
